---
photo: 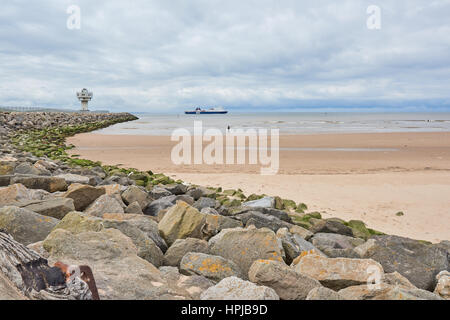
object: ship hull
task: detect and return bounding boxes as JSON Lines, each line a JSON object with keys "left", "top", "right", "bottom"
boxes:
{"left": 185, "top": 111, "right": 228, "bottom": 114}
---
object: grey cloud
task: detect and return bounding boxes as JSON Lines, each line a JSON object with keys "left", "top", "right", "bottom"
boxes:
{"left": 0, "top": 0, "right": 449, "bottom": 112}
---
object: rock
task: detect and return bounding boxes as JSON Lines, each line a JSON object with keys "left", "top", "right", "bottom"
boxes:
{"left": 121, "top": 185, "right": 149, "bottom": 208}
{"left": 120, "top": 214, "right": 168, "bottom": 253}
{"left": 434, "top": 271, "right": 450, "bottom": 299}
{"left": 54, "top": 211, "right": 165, "bottom": 267}
{"left": 180, "top": 252, "right": 243, "bottom": 281}
{"left": 53, "top": 211, "right": 104, "bottom": 234}
{"left": 10, "top": 175, "right": 67, "bottom": 193}
{"left": 13, "top": 198, "right": 75, "bottom": 219}
{"left": 0, "top": 175, "right": 13, "bottom": 187}
{"left": 159, "top": 266, "right": 214, "bottom": 300}
{"left": 338, "top": 283, "right": 444, "bottom": 300}
{"left": 164, "top": 184, "right": 188, "bottom": 195}
{"left": 276, "top": 228, "right": 322, "bottom": 264}
{"left": 261, "top": 208, "right": 292, "bottom": 222}
{"left": 201, "top": 207, "right": 219, "bottom": 215}
{"left": 164, "top": 238, "right": 209, "bottom": 267}
{"left": 0, "top": 164, "right": 14, "bottom": 175}
{"left": 143, "top": 196, "right": 176, "bottom": 216}
{"left": 186, "top": 186, "right": 215, "bottom": 201}
{"left": 149, "top": 186, "right": 172, "bottom": 199}
{"left": 248, "top": 260, "right": 321, "bottom": 300}
{"left": 289, "top": 224, "right": 314, "bottom": 240}
{"left": 200, "top": 276, "right": 279, "bottom": 300}
{"left": 125, "top": 201, "right": 143, "bottom": 214}
{"left": 0, "top": 206, "right": 59, "bottom": 245}
{"left": 310, "top": 219, "right": 353, "bottom": 236}
{"left": 14, "top": 162, "right": 49, "bottom": 176}
{"left": 242, "top": 196, "right": 275, "bottom": 208}
{"left": 347, "top": 220, "right": 372, "bottom": 240}
{"left": 102, "top": 184, "right": 124, "bottom": 195}
{"left": 306, "top": 287, "right": 345, "bottom": 300}
{"left": 42, "top": 228, "right": 179, "bottom": 300}
{"left": 383, "top": 271, "right": 417, "bottom": 289}
{"left": 84, "top": 194, "right": 125, "bottom": 217}
{"left": 311, "top": 233, "right": 365, "bottom": 250}
{"left": 102, "top": 219, "right": 164, "bottom": 267}
{"left": 235, "top": 211, "right": 291, "bottom": 232}
{"left": 0, "top": 183, "right": 36, "bottom": 205}
{"left": 158, "top": 201, "right": 207, "bottom": 246}
{"left": 175, "top": 195, "right": 195, "bottom": 205}
{"left": 202, "top": 214, "right": 243, "bottom": 239}
{"left": 0, "top": 272, "right": 27, "bottom": 300}
{"left": 64, "top": 183, "right": 105, "bottom": 211}
{"left": 193, "top": 197, "right": 219, "bottom": 211}
{"left": 310, "top": 233, "right": 364, "bottom": 258}
{"left": 54, "top": 173, "right": 90, "bottom": 185}
{"left": 360, "top": 235, "right": 449, "bottom": 291}
{"left": 295, "top": 254, "right": 384, "bottom": 290}
{"left": 208, "top": 227, "right": 284, "bottom": 278}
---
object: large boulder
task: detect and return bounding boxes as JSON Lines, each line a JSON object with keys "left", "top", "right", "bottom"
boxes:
{"left": 10, "top": 175, "right": 67, "bottom": 193}
{"left": 359, "top": 235, "right": 449, "bottom": 291}
{"left": 0, "top": 206, "right": 59, "bottom": 245}
{"left": 53, "top": 212, "right": 164, "bottom": 267}
{"left": 208, "top": 227, "right": 284, "bottom": 278}
{"left": 0, "top": 184, "right": 36, "bottom": 205}
{"left": 295, "top": 254, "right": 384, "bottom": 290}
{"left": 235, "top": 211, "right": 291, "bottom": 232}
{"left": 180, "top": 252, "right": 243, "bottom": 281}
{"left": 42, "top": 228, "right": 181, "bottom": 300}
{"left": 310, "top": 219, "right": 353, "bottom": 236}
{"left": 164, "top": 238, "right": 209, "bottom": 267}
{"left": 64, "top": 183, "right": 105, "bottom": 211}
{"left": 202, "top": 214, "right": 243, "bottom": 239}
{"left": 276, "top": 228, "right": 322, "bottom": 264}
{"left": 193, "top": 197, "right": 219, "bottom": 211}
{"left": 158, "top": 201, "right": 207, "bottom": 246}
{"left": 12, "top": 198, "right": 75, "bottom": 219}
{"left": 338, "top": 283, "right": 443, "bottom": 300}
{"left": 200, "top": 276, "right": 279, "bottom": 300}
{"left": 143, "top": 196, "right": 176, "bottom": 216}
{"left": 159, "top": 266, "right": 214, "bottom": 300}
{"left": 121, "top": 185, "right": 149, "bottom": 208}
{"left": 84, "top": 194, "right": 124, "bottom": 217}
{"left": 310, "top": 233, "right": 364, "bottom": 258}
{"left": 248, "top": 260, "right": 321, "bottom": 300}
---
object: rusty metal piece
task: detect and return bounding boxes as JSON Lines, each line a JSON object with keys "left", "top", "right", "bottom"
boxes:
{"left": 54, "top": 262, "right": 100, "bottom": 300}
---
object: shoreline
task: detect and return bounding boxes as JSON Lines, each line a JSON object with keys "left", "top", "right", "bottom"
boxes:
{"left": 66, "top": 131, "right": 450, "bottom": 243}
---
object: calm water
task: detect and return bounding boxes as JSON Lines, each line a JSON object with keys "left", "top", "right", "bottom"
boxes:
{"left": 93, "top": 112, "right": 450, "bottom": 135}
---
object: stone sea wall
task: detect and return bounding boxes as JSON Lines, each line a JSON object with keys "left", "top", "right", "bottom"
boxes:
{"left": 0, "top": 111, "right": 448, "bottom": 300}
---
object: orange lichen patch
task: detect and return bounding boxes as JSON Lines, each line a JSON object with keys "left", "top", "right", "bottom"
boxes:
{"left": 292, "top": 250, "right": 319, "bottom": 266}
{"left": 198, "top": 258, "right": 232, "bottom": 274}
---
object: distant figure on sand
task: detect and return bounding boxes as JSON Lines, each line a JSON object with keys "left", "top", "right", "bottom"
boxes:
{"left": 227, "top": 125, "right": 231, "bottom": 132}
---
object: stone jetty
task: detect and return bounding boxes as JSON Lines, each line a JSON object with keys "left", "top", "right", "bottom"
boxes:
{"left": 0, "top": 111, "right": 448, "bottom": 300}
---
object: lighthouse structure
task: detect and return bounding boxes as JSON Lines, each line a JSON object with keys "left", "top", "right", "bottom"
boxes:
{"left": 76, "top": 88, "right": 93, "bottom": 112}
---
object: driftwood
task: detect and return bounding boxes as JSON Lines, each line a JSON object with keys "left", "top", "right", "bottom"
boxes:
{"left": 0, "top": 231, "right": 93, "bottom": 300}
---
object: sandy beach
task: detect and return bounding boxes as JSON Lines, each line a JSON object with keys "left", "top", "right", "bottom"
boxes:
{"left": 67, "top": 132, "right": 450, "bottom": 243}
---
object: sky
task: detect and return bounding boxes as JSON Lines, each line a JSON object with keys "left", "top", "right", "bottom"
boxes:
{"left": 1, "top": 0, "right": 450, "bottom": 113}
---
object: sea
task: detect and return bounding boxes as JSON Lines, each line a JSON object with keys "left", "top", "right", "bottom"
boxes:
{"left": 92, "top": 112, "right": 450, "bottom": 136}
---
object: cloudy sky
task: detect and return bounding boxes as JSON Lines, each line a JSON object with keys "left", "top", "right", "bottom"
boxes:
{"left": 1, "top": 0, "right": 450, "bottom": 112}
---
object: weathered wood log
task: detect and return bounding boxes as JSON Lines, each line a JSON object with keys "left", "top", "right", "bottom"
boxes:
{"left": 0, "top": 231, "right": 93, "bottom": 300}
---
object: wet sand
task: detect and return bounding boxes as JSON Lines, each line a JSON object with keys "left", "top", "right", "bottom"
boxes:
{"left": 67, "top": 132, "right": 450, "bottom": 242}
